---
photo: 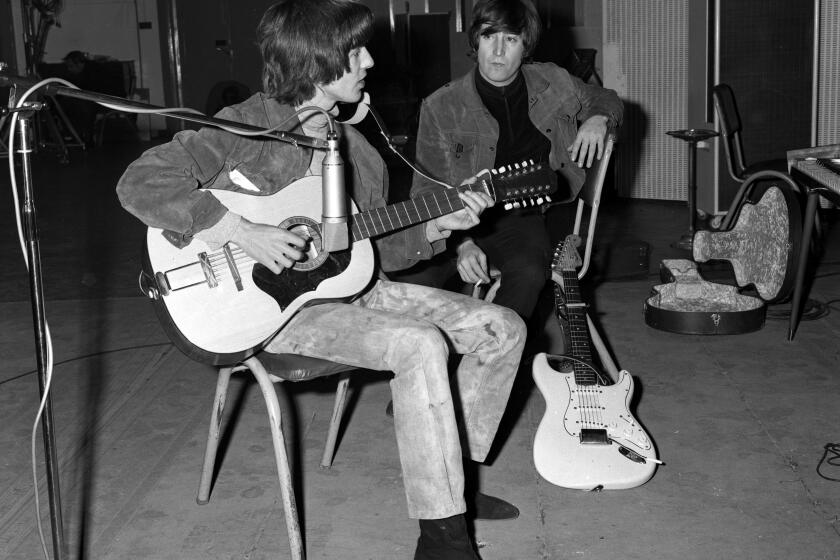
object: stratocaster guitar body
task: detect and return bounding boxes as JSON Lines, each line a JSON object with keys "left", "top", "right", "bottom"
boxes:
{"left": 532, "top": 235, "right": 657, "bottom": 490}
{"left": 532, "top": 353, "right": 656, "bottom": 490}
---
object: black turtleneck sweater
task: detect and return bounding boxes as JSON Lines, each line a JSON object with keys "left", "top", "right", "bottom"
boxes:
{"left": 474, "top": 70, "right": 550, "bottom": 169}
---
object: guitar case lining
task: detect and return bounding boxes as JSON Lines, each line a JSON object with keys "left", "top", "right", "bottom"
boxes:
{"left": 645, "top": 182, "right": 802, "bottom": 335}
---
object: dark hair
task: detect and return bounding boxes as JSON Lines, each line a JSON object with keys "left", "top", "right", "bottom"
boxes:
{"left": 258, "top": 0, "right": 374, "bottom": 105}
{"left": 63, "top": 50, "right": 87, "bottom": 64}
{"left": 468, "top": 0, "right": 541, "bottom": 57}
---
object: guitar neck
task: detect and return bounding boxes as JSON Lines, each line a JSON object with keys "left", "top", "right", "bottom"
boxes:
{"left": 349, "top": 182, "right": 491, "bottom": 241}
{"left": 555, "top": 269, "right": 596, "bottom": 384}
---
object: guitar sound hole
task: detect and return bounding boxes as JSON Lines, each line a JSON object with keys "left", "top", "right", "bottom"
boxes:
{"left": 278, "top": 216, "right": 328, "bottom": 271}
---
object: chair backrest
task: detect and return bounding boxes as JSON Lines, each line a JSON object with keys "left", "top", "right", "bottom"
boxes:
{"left": 712, "top": 83, "right": 748, "bottom": 181}
{"left": 571, "top": 131, "right": 616, "bottom": 279}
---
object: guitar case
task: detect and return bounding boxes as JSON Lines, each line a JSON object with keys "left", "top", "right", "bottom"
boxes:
{"left": 644, "top": 181, "right": 802, "bottom": 334}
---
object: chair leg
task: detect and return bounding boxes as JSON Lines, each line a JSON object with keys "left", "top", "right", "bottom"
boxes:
{"left": 320, "top": 374, "right": 351, "bottom": 469}
{"left": 196, "top": 366, "right": 233, "bottom": 505}
{"left": 245, "top": 357, "right": 305, "bottom": 560}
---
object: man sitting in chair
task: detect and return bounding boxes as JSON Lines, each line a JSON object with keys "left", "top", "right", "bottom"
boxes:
{"left": 116, "top": 1, "right": 525, "bottom": 558}
{"left": 401, "top": 0, "right": 623, "bottom": 327}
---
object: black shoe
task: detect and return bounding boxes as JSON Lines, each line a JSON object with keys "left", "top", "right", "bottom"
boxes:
{"left": 462, "top": 459, "right": 519, "bottom": 520}
{"left": 415, "top": 514, "right": 481, "bottom": 560}
{"left": 468, "top": 491, "right": 519, "bottom": 520}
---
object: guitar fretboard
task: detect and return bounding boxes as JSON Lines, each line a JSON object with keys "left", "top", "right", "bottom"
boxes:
{"left": 349, "top": 182, "right": 492, "bottom": 241}
{"left": 555, "top": 268, "right": 597, "bottom": 386}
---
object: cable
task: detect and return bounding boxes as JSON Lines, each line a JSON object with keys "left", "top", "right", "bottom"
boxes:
{"left": 766, "top": 298, "right": 831, "bottom": 322}
{"left": 6, "top": 76, "right": 63, "bottom": 560}
{"left": 364, "top": 102, "right": 452, "bottom": 189}
{"left": 0, "top": 342, "right": 173, "bottom": 387}
{"left": 816, "top": 443, "right": 840, "bottom": 482}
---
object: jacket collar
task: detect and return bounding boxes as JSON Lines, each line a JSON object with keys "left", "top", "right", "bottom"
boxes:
{"left": 455, "top": 64, "right": 551, "bottom": 110}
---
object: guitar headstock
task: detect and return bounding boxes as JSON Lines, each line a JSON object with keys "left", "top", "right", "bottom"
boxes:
{"left": 471, "top": 160, "right": 558, "bottom": 210}
{"left": 552, "top": 234, "right": 582, "bottom": 274}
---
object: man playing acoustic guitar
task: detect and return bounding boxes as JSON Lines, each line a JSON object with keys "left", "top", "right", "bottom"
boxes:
{"left": 116, "top": 1, "right": 525, "bottom": 558}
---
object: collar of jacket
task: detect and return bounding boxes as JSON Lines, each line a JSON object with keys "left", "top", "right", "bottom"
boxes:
{"left": 451, "top": 64, "right": 552, "bottom": 113}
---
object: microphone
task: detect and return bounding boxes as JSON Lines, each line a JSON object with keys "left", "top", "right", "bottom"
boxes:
{"left": 321, "top": 128, "right": 349, "bottom": 252}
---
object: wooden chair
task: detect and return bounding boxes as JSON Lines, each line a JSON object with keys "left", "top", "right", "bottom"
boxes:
{"left": 196, "top": 352, "right": 353, "bottom": 560}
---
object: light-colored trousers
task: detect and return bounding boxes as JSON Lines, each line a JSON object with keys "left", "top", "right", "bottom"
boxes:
{"left": 265, "top": 279, "right": 526, "bottom": 519}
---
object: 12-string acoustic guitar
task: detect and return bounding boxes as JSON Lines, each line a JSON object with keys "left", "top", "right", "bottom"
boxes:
{"left": 141, "top": 162, "right": 557, "bottom": 365}
{"left": 532, "top": 234, "right": 658, "bottom": 490}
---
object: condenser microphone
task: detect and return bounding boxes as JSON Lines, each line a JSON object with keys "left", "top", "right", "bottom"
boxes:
{"left": 321, "top": 129, "right": 349, "bottom": 252}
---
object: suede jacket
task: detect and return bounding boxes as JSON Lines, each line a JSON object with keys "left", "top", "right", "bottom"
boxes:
{"left": 116, "top": 93, "right": 434, "bottom": 273}
{"left": 411, "top": 62, "right": 623, "bottom": 202}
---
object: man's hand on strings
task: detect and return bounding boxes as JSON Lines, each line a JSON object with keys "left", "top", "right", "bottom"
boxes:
{"left": 231, "top": 219, "right": 308, "bottom": 274}
{"left": 427, "top": 189, "right": 493, "bottom": 240}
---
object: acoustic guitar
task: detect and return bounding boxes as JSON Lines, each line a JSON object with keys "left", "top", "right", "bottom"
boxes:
{"left": 532, "top": 234, "right": 658, "bottom": 490}
{"left": 141, "top": 163, "right": 557, "bottom": 365}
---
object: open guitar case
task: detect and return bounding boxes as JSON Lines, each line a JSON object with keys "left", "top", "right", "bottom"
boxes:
{"left": 645, "top": 171, "right": 803, "bottom": 334}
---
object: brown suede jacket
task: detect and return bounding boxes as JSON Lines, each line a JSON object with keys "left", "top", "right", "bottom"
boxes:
{"left": 116, "top": 93, "right": 433, "bottom": 273}
{"left": 411, "top": 62, "right": 623, "bottom": 203}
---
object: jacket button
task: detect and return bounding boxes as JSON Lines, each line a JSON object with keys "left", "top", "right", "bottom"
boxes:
{"left": 546, "top": 128, "right": 552, "bottom": 133}
{"left": 489, "top": 147, "right": 495, "bottom": 151}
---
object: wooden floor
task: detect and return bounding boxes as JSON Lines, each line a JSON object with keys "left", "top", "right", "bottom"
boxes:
{"left": 1, "top": 140, "right": 839, "bottom": 559}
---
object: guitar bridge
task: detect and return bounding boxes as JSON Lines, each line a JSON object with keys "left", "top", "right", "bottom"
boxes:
{"left": 579, "top": 428, "right": 610, "bottom": 445}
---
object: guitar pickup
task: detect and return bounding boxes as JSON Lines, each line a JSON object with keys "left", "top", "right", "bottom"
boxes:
{"left": 580, "top": 428, "right": 610, "bottom": 445}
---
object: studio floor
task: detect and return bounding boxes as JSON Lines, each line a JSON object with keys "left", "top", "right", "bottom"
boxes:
{"left": 1, "top": 138, "right": 839, "bottom": 560}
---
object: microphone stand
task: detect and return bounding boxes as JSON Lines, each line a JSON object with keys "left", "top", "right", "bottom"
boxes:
{"left": 8, "top": 100, "right": 67, "bottom": 560}
{"left": 2, "top": 74, "right": 342, "bottom": 559}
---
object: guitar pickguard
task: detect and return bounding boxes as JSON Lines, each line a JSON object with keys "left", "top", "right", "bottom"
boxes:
{"left": 561, "top": 374, "right": 652, "bottom": 454}
{"left": 253, "top": 250, "right": 353, "bottom": 309}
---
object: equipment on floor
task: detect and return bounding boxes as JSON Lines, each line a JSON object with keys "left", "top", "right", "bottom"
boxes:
{"left": 645, "top": 172, "right": 802, "bottom": 335}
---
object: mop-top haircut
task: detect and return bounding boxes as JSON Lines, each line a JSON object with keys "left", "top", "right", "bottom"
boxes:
{"left": 258, "top": 0, "right": 374, "bottom": 105}
{"left": 468, "top": 0, "right": 542, "bottom": 57}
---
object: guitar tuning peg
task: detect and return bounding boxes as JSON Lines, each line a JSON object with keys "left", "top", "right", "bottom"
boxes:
{"left": 491, "top": 168, "right": 498, "bottom": 174}
{"left": 504, "top": 202, "right": 513, "bottom": 210}
{"left": 546, "top": 195, "right": 552, "bottom": 202}
{"left": 536, "top": 196, "right": 544, "bottom": 205}
{"left": 499, "top": 165, "right": 507, "bottom": 173}
{"left": 513, "top": 201, "right": 521, "bottom": 209}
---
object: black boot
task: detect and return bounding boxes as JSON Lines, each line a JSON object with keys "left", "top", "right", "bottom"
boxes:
{"left": 414, "top": 514, "right": 481, "bottom": 560}
{"left": 468, "top": 491, "right": 520, "bottom": 520}
{"left": 463, "top": 460, "right": 520, "bottom": 520}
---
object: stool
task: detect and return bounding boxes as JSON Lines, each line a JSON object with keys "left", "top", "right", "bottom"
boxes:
{"left": 666, "top": 128, "right": 719, "bottom": 251}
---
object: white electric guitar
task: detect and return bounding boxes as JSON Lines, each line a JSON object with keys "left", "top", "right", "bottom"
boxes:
{"left": 141, "top": 163, "right": 557, "bottom": 365}
{"left": 532, "top": 235, "right": 658, "bottom": 490}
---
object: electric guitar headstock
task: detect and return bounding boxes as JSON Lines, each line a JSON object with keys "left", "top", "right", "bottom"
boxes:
{"left": 551, "top": 234, "right": 583, "bottom": 288}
